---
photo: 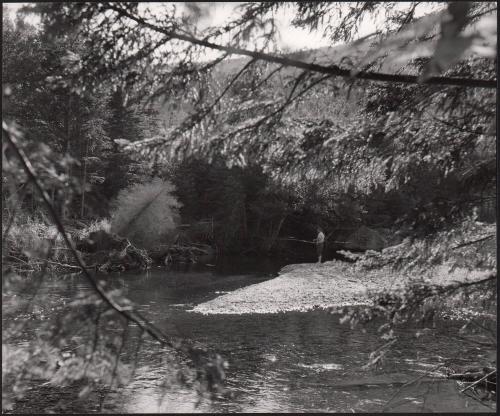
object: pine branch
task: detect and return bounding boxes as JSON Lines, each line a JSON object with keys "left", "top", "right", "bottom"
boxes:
{"left": 107, "top": 3, "right": 496, "bottom": 89}
{"left": 167, "top": 57, "right": 258, "bottom": 143}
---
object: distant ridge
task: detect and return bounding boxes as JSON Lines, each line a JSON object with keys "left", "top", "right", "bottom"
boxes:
{"left": 212, "top": 36, "right": 411, "bottom": 81}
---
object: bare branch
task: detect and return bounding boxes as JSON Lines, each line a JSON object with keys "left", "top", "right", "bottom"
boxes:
{"left": 452, "top": 234, "right": 495, "bottom": 250}
{"left": 460, "top": 369, "right": 497, "bottom": 393}
{"left": 382, "top": 363, "right": 444, "bottom": 412}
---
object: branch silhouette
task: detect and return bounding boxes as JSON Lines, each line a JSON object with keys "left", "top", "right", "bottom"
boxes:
{"left": 107, "top": 3, "right": 496, "bottom": 89}
{"left": 2, "top": 121, "right": 224, "bottom": 383}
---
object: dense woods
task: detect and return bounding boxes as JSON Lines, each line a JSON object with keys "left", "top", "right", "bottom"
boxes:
{"left": 2, "top": 2, "right": 496, "bottom": 412}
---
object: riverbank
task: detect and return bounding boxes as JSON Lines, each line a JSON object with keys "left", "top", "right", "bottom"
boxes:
{"left": 2, "top": 216, "right": 215, "bottom": 275}
{"left": 191, "top": 259, "right": 493, "bottom": 314}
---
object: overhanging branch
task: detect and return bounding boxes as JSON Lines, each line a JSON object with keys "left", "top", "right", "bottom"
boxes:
{"left": 2, "top": 121, "right": 217, "bottom": 368}
{"left": 107, "top": 4, "right": 496, "bottom": 89}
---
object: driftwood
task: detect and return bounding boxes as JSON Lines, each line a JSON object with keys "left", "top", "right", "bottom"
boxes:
{"left": 74, "top": 231, "right": 152, "bottom": 273}
{"left": 6, "top": 227, "right": 214, "bottom": 273}
{"left": 460, "top": 370, "right": 497, "bottom": 393}
{"left": 4, "top": 248, "right": 84, "bottom": 273}
{"left": 163, "top": 244, "right": 213, "bottom": 264}
{"left": 97, "top": 240, "right": 152, "bottom": 273}
{"left": 448, "top": 367, "right": 496, "bottom": 392}
{"left": 76, "top": 231, "right": 215, "bottom": 270}
{"left": 75, "top": 230, "right": 127, "bottom": 253}
{"left": 148, "top": 244, "right": 172, "bottom": 262}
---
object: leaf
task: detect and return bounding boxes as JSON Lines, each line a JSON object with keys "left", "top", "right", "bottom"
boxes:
{"left": 353, "top": 12, "right": 444, "bottom": 73}
{"left": 444, "top": 2, "right": 472, "bottom": 36}
{"left": 420, "top": 2, "right": 473, "bottom": 79}
{"left": 421, "top": 37, "right": 473, "bottom": 80}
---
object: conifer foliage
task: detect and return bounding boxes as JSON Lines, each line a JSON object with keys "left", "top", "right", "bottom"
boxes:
{"left": 110, "top": 178, "right": 181, "bottom": 249}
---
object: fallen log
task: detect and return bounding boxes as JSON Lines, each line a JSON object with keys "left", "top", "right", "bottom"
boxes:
{"left": 448, "top": 367, "right": 496, "bottom": 393}
{"left": 460, "top": 369, "right": 497, "bottom": 393}
{"left": 75, "top": 230, "right": 127, "bottom": 253}
{"left": 75, "top": 231, "right": 153, "bottom": 273}
{"left": 448, "top": 371, "right": 485, "bottom": 381}
{"left": 98, "top": 241, "right": 152, "bottom": 273}
{"left": 163, "top": 243, "right": 214, "bottom": 265}
{"left": 148, "top": 244, "right": 172, "bottom": 261}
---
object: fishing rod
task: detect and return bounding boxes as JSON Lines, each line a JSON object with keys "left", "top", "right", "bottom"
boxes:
{"left": 278, "top": 237, "right": 349, "bottom": 244}
{"left": 278, "top": 237, "right": 315, "bottom": 244}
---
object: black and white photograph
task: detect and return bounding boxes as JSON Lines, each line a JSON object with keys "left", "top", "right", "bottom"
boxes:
{"left": 2, "top": 1, "right": 497, "bottom": 413}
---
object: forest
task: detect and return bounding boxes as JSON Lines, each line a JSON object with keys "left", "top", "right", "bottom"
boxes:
{"left": 2, "top": 2, "right": 497, "bottom": 413}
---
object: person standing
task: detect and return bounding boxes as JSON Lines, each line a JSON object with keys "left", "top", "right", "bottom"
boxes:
{"left": 315, "top": 227, "right": 325, "bottom": 263}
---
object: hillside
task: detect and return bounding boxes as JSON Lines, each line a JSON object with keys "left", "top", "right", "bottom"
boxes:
{"left": 156, "top": 33, "right": 417, "bottom": 127}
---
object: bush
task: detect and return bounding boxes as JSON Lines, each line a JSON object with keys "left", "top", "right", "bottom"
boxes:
{"left": 109, "top": 178, "right": 181, "bottom": 249}
{"left": 2, "top": 212, "right": 73, "bottom": 273}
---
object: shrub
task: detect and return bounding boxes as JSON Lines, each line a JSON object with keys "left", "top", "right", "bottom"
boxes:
{"left": 2, "top": 213, "right": 72, "bottom": 272}
{"left": 109, "top": 178, "right": 181, "bottom": 249}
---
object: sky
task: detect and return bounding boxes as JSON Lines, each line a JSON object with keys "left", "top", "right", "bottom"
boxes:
{"left": 146, "top": 2, "right": 442, "bottom": 52}
{"left": 3, "top": 2, "right": 441, "bottom": 54}
{"left": 3, "top": 2, "right": 374, "bottom": 51}
{"left": 182, "top": 2, "right": 333, "bottom": 51}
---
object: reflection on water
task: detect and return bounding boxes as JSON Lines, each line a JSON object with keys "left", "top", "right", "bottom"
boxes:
{"left": 6, "top": 260, "right": 494, "bottom": 413}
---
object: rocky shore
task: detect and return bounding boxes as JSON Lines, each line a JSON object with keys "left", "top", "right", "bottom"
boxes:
{"left": 191, "top": 260, "right": 492, "bottom": 315}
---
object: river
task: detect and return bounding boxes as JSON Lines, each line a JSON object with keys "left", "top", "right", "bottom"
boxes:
{"left": 4, "top": 258, "right": 494, "bottom": 413}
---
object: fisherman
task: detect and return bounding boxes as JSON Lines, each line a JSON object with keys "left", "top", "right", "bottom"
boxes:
{"left": 315, "top": 226, "right": 325, "bottom": 263}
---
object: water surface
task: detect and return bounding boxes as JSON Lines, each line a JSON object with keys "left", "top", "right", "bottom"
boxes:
{"left": 5, "top": 259, "right": 494, "bottom": 413}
